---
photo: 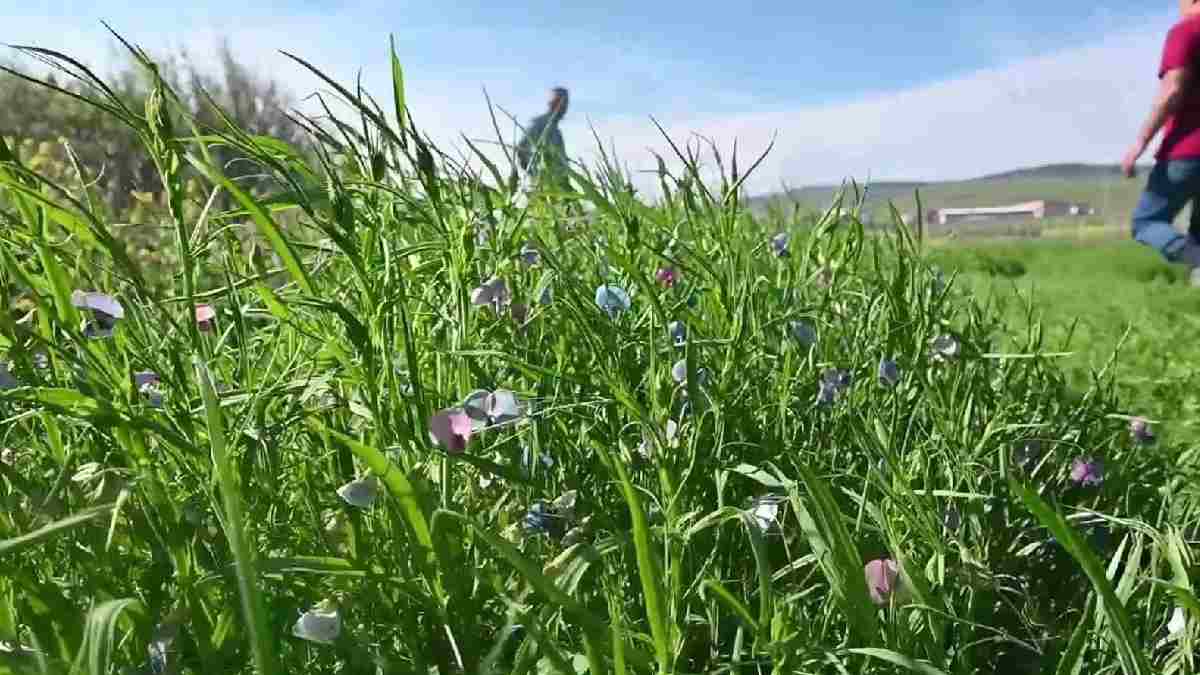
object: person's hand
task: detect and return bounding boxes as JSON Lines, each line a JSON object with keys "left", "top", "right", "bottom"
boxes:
{"left": 1122, "top": 141, "right": 1147, "bottom": 178}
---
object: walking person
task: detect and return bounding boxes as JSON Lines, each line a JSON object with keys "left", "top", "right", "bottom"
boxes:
{"left": 515, "top": 87, "right": 571, "bottom": 191}
{"left": 1126, "top": 0, "right": 1200, "bottom": 283}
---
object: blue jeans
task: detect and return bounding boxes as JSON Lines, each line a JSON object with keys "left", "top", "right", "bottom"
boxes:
{"left": 1131, "top": 158, "right": 1200, "bottom": 260}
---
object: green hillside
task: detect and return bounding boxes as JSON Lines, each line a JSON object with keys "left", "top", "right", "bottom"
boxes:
{"left": 750, "top": 163, "right": 1150, "bottom": 230}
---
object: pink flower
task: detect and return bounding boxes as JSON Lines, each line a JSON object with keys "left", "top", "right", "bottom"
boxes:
{"left": 195, "top": 304, "right": 216, "bottom": 331}
{"left": 1129, "top": 417, "right": 1155, "bottom": 444}
{"left": 428, "top": 409, "right": 474, "bottom": 453}
{"left": 1070, "top": 457, "right": 1103, "bottom": 487}
{"left": 864, "top": 558, "right": 900, "bottom": 606}
{"left": 655, "top": 266, "right": 678, "bottom": 288}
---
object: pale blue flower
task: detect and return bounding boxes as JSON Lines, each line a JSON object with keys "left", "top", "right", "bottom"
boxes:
{"left": 72, "top": 290, "right": 123, "bottom": 338}
{"left": 789, "top": 320, "right": 816, "bottom": 346}
{"left": 336, "top": 476, "right": 380, "bottom": 508}
{"left": 519, "top": 242, "right": 540, "bottom": 266}
{"left": 292, "top": 601, "right": 340, "bottom": 644}
{"left": 770, "top": 232, "right": 789, "bottom": 257}
{"left": 877, "top": 358, "right": 900, "bottom": 387}
{"left": 471, "top": 277, "right": 510, "bottom": 309}
{"left": 594, "top": 285, "right": 631, "bottom": 316}
{"left": 930, "top": 334, "right": 960, "bottom": 362}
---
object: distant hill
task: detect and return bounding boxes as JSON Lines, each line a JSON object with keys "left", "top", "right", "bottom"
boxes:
{"left": 971, "top": 163, "right": 1125, "bottom": 182}
{"left": 748, "top": 163, "right": 1142, "bottom": 227}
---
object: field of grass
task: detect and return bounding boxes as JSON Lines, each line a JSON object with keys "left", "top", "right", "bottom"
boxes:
{"left": 3, "top": 39, "right": 1200, "bottom": 675}
{"left": 925, "top": 235, "right": 1200, "bottom": 443}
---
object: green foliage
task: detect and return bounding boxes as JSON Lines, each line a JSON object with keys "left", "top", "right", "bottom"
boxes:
{"left": 0, "top": 34, "right": 1196, "bottom": 675}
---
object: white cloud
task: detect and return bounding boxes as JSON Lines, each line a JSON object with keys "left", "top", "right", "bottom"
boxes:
{"left": 1, "top": 8, "right": 1179, "bottom": 198}
{"left": 574, "top": 13, "right": 1178, "bottom": 197}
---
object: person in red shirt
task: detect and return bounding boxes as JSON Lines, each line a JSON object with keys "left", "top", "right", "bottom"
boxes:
{"left": 1127, "top": 1, "right": 1200, "bottom": 282}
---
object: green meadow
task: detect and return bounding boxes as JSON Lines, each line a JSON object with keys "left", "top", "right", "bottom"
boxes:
{"left": 1, "top": 37, "right": 1199, "bottom": 675}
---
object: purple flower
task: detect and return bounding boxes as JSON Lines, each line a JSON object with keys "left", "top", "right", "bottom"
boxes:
{"left": 72, "top": 290, "right": 124, "bottom": 337}
{"left": 519, "top": 242, "right": 540, "bottom": 267}
{"left": 655, "top": 266, "right": 678, "bottom": 288}
{"left": 471, "top": 277, "right": 510, "bottom": 309}
{"left": 134, "top": 371, "right": 163, "bottom": 408}
{"left": 1129, "top": 417, "right": 1155, "bottom": 444}
{"left": 789, "top": 320, "right": 816, "bottom": 347}
{"left": 1070, "top": 457, "right": 1104, "bottom": 487}
{"left": 864, "top": 558, "right": 900, "bottom": 606}
{"left": 818, "top": 368, "right": 852, "bottom": 404}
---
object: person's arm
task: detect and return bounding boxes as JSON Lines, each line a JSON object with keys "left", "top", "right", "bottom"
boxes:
{"left": 1124, "top": 25, "right": 1199, "bottom": 176}
{"left": 1135, "top": 68, "right": 1192, "bottom": 150}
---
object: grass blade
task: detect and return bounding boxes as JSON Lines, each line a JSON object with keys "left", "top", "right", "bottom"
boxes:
{"left": 196, "top": 356, "right": 279, "bottom": 675}
{"left": 1009, "top": 478, "right": 1151, "bottom": 675}
{"left": 607, "top": 450, "right": 672, "bottom": 673}
{"left": 184, "top": 153, "right": 314, "bottom": 296}
{"left": 0, "top": 503, "right": 114, "bottom": 558}
{"left": 786, "top": 462, "right": 879, "bottom": 643}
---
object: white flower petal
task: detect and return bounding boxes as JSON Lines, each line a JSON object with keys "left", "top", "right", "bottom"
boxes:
{"left": 594, "top": 285, "right": 631, "bottom": 314}
{"left": 1170, "top": 607, "right": 1187, "bottom": 636}
{"left": 671, "top": 359, "right": 688, "bottom": 384}
{"left": 463, "top": 390, "right": 491, "bottom": 422}
{"left": 486, "top": 389, "right": 524, "bottom": 424}
{"left": 71, "top": 290, "right": 124, "bottom": 319}
{"left": 336, "top": 476, "right": 380, "bottom": 508}
{"left": 751, "top": 500, "right": 779, "bottom": 530}
{"left": 292, "top": 606, "right": 341, "bottom": 644}
{"left": 470, "top": 286, "right": 493, "bottom": 306}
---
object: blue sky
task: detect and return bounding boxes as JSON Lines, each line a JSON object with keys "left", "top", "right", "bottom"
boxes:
{"left": 0, "top": 1, "right": 1184, "bottom": 194}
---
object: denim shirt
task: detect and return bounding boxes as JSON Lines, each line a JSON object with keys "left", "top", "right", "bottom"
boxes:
{"left": 516, "top": 111, "right": 565, "bottom": 177}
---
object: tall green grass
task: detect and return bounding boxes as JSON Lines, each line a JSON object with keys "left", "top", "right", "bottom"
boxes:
{"left": 0, "top": 32, "right": 1197, "bottom": 675}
